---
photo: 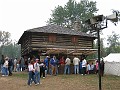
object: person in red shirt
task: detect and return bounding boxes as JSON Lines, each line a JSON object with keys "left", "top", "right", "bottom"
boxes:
{"left": 60, "top": 56, "right": 65, "bottom": 65}
{"left": 59, "top": 56, "right": 65, "bottom": 74}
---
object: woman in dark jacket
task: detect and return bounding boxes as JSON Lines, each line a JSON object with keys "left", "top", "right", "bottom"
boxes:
{"left": 8, "top": 58, "right": 13, "bottom": 76}
{"left": 40, "top": 59, "right": 46, "bottom": 78}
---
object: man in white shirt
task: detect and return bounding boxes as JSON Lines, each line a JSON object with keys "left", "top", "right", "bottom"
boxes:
{"left": 73, "top": 56, "right": 80, "bottom": 74}
{"left": 64, "top": 57, "right": 71, "bottom": 74}
{"left": 14, "top": 58, "right": 17, "bottom": 72}
{"left": 82, "top": 59, "right": 87, "bottom": 75}
{"left": 90, "top": 62, "right": 94, "bottom": 74}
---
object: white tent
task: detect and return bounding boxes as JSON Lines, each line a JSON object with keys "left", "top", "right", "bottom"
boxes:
{"left": 104, "top": 53, "right": 120, "bottom": 76}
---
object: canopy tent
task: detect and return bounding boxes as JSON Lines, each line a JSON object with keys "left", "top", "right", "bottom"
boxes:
{"left": 104, "top": 53, "right": 120, "bottom": 76}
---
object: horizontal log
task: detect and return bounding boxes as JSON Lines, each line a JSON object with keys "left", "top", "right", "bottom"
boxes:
{"left": 30, "top": 43, "right": 92, "bottom": 49}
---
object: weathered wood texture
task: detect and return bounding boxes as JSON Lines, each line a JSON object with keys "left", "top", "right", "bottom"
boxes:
{"left": 20, "top": 32, "right": 94, "bottom": 56}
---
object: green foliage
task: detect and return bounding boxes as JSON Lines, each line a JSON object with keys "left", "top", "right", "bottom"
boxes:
{"left": 0, "top": 30, "right": 21, "bottom": 59}
{"left": 0, "top": 31, "right": 11, "bottom": 46}
{"left": 96, "top": 38, "right": 106, "bottom": 57}
{"left": 88, "top": 32, "right": 120, "bottom": 59}
{"left": 106, "top": 31, "right": 120, "bottom": 54}
{"left": 2, "top": 43, "right": 21, "bottom": 58}
{"left": 87, "top": 38, "right": 106, "bottom": 59}
{"left": 0, "top": 31, "right": 11, "bottom": 59}
{"left": 48, "top": 0, "right": 98, "bottom": 32}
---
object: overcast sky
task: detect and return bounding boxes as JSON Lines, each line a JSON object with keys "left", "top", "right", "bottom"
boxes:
{"left": 0, "top": 0, "right": 120, "bottom": 45}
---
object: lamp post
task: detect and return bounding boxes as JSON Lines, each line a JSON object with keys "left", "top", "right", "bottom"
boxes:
{"left": 92, "top": 23, "right": 104, "bottom": 90}
{"left": 97, "top": 24, "right": 101, "bottom": 90}
{"left": 85, "top": 11, "right": 119, "bottom": 90}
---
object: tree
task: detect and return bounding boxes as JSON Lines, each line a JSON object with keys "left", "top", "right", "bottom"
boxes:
{"left": 87, "top": 38, "right": 106, "bottom": 59}
{"left": 0, "top": 31, "right": 11, "bottom": 59}
{"left": 0, "top": 31, "right": 21, "bottom": 59}
{"left": 2, "top": 42, "right": 21, "bottom": 59}
{"left": 106, "top": 31, "right": 120, "bottom": 54}
{"left": 48, "top": 0, "right": 98, "bottom": 32}
{"left": 96, "top": 38, "right": 106, "bottom": 57}
{"left": 0, "top": 31, "right": 11, "bottom": 46}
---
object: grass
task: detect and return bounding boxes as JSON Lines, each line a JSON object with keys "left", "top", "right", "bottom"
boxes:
{"left": 12, "top": 72, "right": 120, "bottom": 90}
{"left": 53, "top": 74, "right": 120, "bottom": 90}
{"left": 102, "top": 75, "right": 120, "bottom": 90}
{"left": 13, "top": 72, "right": 28, "bottom": 79}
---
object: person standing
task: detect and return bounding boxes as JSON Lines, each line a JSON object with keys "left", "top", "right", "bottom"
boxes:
{"left": 90, "top": 62, "right": 95, "bottom": 74}
{"left": 16, "top": 59, "right": 20, "bottom": 72}
{"left": 95, "top": 60, "right": 99, "bottom": 74}
{"left": 86, "top": 62, "right": 91, "bottom": 74}
{"left": 13, "top": 58, "right": 17, "bottom": 72}
{"left": 24, "top": 58, "right": 28, "bottom": 70}
{"left": 44, "top": 56, "right": 49, "bottom": 75}
{"left": 50, "top": 56, "right": 57, "bottom": 76}
{"left": 40, "top": 59, "right": 46, "bottom": 78}
{"left": 2, "top": 57, "right": 9, "bottom": 76}
{"left": 27, "top": 60, "right": 37, "bottom": 86}
{"left": 1, "top": 55, "right": 5, "bottom": 73}
{"left": 34, "top": 59, "right": 41, "bottom": 84}
{"left": 8, "top": 58, "right": 13, "bottom": 76}
{"left": 100, "top": 60, "right": 105, "bottom": 76}
{"left": 79, "top": 60, "right": 83, "bottom": 74}
{"left": 64, "top": 57, "right": 71, "bottom": 74}
{"left": 20, "top": 57, "right": 25, "bottom": 71}
{"left": 82, "top": 58, "right": 87, "bottom": 75}
{"left": 59, "top": 56, "right": 65, "bottom": 74}
{"left": 73, "top": 56, "right": 80, "bottom": 74}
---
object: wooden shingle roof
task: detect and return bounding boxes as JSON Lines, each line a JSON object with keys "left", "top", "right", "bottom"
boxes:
{"left": 18, "top": 24, "right": 96, "bottom": 44}
{"left": 26, "top": 24, "right": 95, "bottom": 37}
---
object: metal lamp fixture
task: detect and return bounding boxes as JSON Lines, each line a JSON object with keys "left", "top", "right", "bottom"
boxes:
{"left": 85, "top": 15, "right": 104, "bottom": 25}
{"left": 85, "top": 12, "right": 118, "bottom": 25}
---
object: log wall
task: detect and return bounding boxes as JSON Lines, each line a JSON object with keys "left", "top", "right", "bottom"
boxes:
{"left": 21, "top": 32, "right": 94, "bottom": 55}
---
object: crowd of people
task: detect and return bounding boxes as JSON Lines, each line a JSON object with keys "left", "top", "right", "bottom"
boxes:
{"left": 27, "top": 55, "right": 105, "bottom": 86}
{"left": 0, "top": 55, "right": 25, "bottom": 76}
{"left": 0, "top": 55, "right": 105, "bottom": 86}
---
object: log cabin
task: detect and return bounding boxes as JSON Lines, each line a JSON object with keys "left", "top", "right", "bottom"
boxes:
{"left": 18, "top": 24, "right": 97, "bottom": 58}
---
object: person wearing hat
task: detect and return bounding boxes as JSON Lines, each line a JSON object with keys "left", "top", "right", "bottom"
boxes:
{"left": 34, "top": 58, "right": 41, "bottom": 85}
